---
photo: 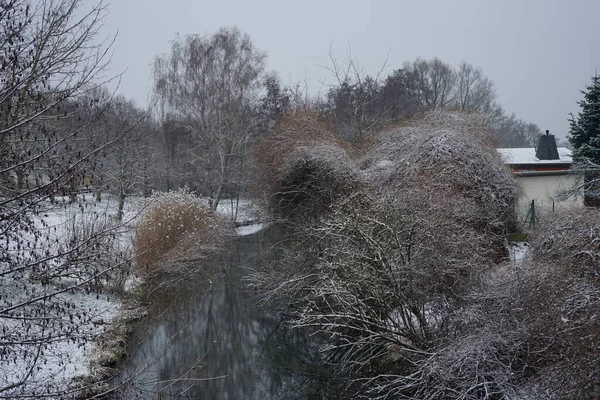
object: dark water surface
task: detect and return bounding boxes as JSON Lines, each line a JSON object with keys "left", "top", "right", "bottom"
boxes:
{"left": 110, "top": 229, "right": 301, "bottom": 399}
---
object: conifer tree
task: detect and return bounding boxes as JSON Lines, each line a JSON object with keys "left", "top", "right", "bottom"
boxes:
{"left": 569, "top": 75, "right": 600, "bottom": 205}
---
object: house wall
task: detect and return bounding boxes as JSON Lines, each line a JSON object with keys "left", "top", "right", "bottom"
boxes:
{"left": 515, "top": 173, "right": 583, "bottom": 223}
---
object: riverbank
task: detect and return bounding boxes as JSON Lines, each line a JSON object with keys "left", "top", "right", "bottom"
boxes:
{"left": 71, "top": 196, "right": 265, "bottom": 398}
{"left": 0, "top": 193, "right": 148, "bottom": 398}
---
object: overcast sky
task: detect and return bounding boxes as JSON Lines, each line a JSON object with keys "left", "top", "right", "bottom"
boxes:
{"left": 99, "top": 0, "right": 600, "bottom": 142}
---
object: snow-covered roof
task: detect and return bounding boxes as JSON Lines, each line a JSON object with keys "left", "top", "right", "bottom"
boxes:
{"left": 497, "top": 147, "right": 573, "bottom": 165}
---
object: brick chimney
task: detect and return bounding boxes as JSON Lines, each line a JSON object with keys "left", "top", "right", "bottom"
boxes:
{"left": 536, "top": 130, "right": 560, "bottom": 160}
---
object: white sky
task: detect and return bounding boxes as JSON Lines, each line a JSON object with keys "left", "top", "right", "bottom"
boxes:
{"left": 98, "top": 0, "right": 600, "bottom": 141}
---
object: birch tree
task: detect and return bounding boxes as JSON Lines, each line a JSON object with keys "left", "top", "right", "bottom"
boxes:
{"left": 153, "top": 27, "right": 266, "bottom": 211}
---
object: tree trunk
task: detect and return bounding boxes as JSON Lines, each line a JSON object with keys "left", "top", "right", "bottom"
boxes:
{"left": 117, "top": 186, "right": 126, "bottom": 222}
{"left": 69, "top": 175, "right": 77, "bottom": 203}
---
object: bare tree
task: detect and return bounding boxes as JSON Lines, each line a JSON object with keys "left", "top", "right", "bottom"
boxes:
{"left": 324, "top": 48, "right": 391, "bottom": 143}
{"left": 97, "top": 95, "right": 153, "bottom": 221}
{"left": 379, "top": 68, "right": 421, "bottom": 122}
{"left": 456, "top": 61, "right": 496, "bottom": 114}
{"left": 0, "top": 0, "right": 133, "bottom": 396}
{"left": 404, "top": 58, "right": 457, "bottom": 110}
{"left": 153, "top": 27, "right": 266, "bottom": 212}
{"left": 488, "top": 106, "right": 542, "bottom": 147}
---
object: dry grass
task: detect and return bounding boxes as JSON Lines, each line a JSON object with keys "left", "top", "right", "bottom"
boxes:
{"left": 134, "top": 191, "right": 227, "bottom": 275}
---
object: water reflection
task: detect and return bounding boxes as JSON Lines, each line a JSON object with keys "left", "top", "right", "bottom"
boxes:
{"left": 110, "top": 230, "right": 298, "bottom": 399}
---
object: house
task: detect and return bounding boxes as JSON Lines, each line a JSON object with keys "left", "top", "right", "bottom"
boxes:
{"left": 497, "top": 131, "right": 583, "bottom": 225}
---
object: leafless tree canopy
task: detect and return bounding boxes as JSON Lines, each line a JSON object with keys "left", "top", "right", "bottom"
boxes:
{"left": 404, "top": 58, "right": 458, "bottom": 110}
{"left": 321, "top": 56, "right": 540, "bottom": 148}
{"left": 153, "top": 27, "right": 266, "bottom": 210}
{"left": 0, "top": 0, "right": 135, "bottom": 396}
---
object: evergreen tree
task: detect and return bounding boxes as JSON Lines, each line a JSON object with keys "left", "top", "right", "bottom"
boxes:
{"left": 569, "top": 75, "right": 600, "bottom": 163}
{"left": 568, "top": 75, "right": 600, "bottom": 205}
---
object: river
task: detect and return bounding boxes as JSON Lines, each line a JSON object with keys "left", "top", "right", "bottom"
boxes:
{"left": 108, "top": 228, "right": 306, "bottom": 399}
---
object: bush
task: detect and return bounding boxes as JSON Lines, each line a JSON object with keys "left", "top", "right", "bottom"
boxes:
{"left": 518, "top": 208, "right": 600, "bottom": 399}
{"left": 251, "top": 111, "right": 522, "bottom": 397}
{"left": 362, "top": 111, "right": 518, "bottom": 230}
{"left": 252, "top": 111, "right": 360, "bottom": 221}
{"left": 134, "top": 189, "right": 228, "bottom": 285}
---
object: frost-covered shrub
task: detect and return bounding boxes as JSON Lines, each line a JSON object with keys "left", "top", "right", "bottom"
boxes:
{"left": 251, "top": 111, "right": 523, "bottom": 398}
{"left": 274, "top": 145, "right": 359, "bottom": 220}
{"left": 361, "top": 111, "right": 518, "bottom": 237}
{"left": 518, "top": 208, "right": 600, "bottom": 399}
{"left": 252, "top": 111, "right": 359, "bottom": 221}
{"left": 46, "top": 206, "right": 129, "bottom": 289}
{"left": 134, "top": 188, "right": 227, "bottom": 275}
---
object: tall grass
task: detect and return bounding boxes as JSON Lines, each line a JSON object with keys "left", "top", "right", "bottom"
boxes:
{"left": 134, "top": 189, "right": 226, "bottom": 274}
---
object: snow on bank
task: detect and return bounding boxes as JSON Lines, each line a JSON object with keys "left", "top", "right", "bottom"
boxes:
{"left": 0, "top": 285, "right": 120, "bottom": 391}
{"left": 0, "top": 194, "right": 146, "bottom": 396}
{"left": 1, "top": 193, "right": 267, "bottom": 396}
{"left": 216, "top": 199, "right": 266, "bottom": 236}
{"left": 216, "top": 198, "right": 259, "bottom": 221}
{"left": 508, "top": 241, "right": 530, "bottom": 263}
{"left": 235, "top": 223, "right": 265, "bottom": 236}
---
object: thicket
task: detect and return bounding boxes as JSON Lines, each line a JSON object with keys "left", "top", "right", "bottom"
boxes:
{"left": 249, "top": 110, "right": 599, "bottom": 398}
{"left": 517, "top": 208, "right": 600, "bottom": 398}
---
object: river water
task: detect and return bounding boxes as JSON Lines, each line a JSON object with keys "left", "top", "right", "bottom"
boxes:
{"left": 109, "top": 228, "right": 304, "bottom": 399}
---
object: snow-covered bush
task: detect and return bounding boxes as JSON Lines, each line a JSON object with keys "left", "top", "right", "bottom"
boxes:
{"left": 517, "top": 208, "right": 600, "bottom": 399}
{"left": 252, "top": 111, "right": 360, "bottom": 221}
{"left": 361, "top": 111, "right": 519, "bottom": 240}
{"left": 134, "top": 189, "right": 228, "bottom": 294}
{"left": 251, "top": 111, "right": 522, "bottom": 398}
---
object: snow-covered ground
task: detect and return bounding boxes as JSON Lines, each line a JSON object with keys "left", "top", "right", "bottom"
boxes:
{"left": 508, "top": 241, "right": 530, "bottom": 263}
{"left": 216, "top": 198, "right": 263, "bottom": 223}
{"left": 0, "top": 193, "right": 265, "bottom": 396}
{"left": 0, "top": 283, "right": 120, "bottom": 389}
{"left": 0, "top": 194, "right": 148, "bottom": 396}
{"left": 235, "top": 223, "right": 265, "bottom": 236}
{"left": 216, "top": 198, "right": 266, "bottom": 236}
